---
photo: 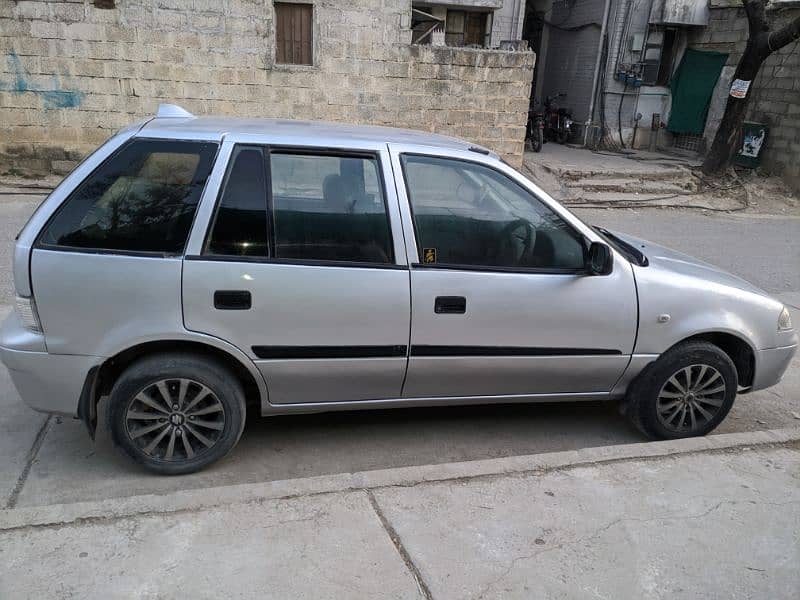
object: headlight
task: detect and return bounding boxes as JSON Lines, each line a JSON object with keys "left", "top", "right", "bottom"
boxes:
{"left": 778, "top": 306, "right": 793, "bottom": 331}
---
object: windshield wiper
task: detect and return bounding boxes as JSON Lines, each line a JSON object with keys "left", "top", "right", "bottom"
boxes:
{"left": 593, "top": 226, "right": 649, "bottom": 267}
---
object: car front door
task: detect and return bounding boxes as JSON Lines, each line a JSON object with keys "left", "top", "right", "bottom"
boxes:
{"left": 183, "top": 140, "right": 410, "bottom": 405}
{"left": 390, "top": 146, "right": 638, "bottom": 399}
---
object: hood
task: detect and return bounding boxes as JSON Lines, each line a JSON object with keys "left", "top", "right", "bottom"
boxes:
{"left": 608, "top": 230, "right": 770, "bottom": 298}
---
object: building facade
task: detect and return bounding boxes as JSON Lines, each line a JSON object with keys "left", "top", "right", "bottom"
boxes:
{"left": 689, "top": 1, "right": 800, "bottom": 191}
{"left": 0, "top": 0, "right": 534, "bottom": 177}
{"left": 529, "top": 0, "right": 799, "bottom": 190}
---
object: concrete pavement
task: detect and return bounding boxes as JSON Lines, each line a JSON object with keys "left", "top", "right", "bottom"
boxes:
{"left": 1, "top": 429, "right": 798, "bottom": 599}
{"left": 1, "top": 184, "right": 799, "bottom": 598}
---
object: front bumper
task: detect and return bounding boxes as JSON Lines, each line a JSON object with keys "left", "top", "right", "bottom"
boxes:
{"left": 1, "top": 313, "right": 101, "bottom": 416}
{"left": 752, "top": 343, "right": 797, "bottom": 391}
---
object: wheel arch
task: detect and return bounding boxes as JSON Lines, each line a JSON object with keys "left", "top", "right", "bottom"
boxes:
{"left": 670, "top": 331, "right": 755, "bottom": 390}
{"left": 79, "top": 338, "right": 267, "bottom": 438}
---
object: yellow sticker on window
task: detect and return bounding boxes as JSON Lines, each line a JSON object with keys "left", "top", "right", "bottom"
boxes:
{"left": 423, "top": 248, "right": 437, "bottom": 264}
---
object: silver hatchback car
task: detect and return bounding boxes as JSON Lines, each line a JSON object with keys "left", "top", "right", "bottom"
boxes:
{"left": 1, "top": 105, "right": 796, "bottom": 474}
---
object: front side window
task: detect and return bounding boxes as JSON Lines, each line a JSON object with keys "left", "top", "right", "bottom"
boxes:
{"left": 206, "top": 146, "right": 269, "bottom": 257}
{"left": 271, "top": 153, "right": 393, "bottom": 263}
{"left": 39, "top": 139, "right": 217, "bottom": 254}
{"left": 401, "top": 155, "right": 585, "bottom": 270}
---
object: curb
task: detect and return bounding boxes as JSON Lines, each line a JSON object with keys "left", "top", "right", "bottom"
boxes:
{"left": 1, "top": 427, "right": 798, "bottom": 532}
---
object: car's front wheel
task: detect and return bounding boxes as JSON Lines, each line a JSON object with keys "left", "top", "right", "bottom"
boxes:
{"left": 108, "top": 353, "right": 246, "bottom": 475}
{"left": 625, "top": 341, "right": 737, "bottom": 439}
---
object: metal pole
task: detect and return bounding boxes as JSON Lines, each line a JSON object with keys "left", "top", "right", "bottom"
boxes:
{"left": 584, "top": 0, "right": 613, "bottom": 146}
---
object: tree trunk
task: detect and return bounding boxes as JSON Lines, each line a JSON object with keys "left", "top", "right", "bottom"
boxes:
{"left": 701, "top": 1, "right": 800, "bottom": 175}
{"left": 701, "top": 42, "right": 767, "bottom": 174}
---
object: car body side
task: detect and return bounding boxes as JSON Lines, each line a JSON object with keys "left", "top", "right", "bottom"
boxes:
{"left": 1, "top": 117, "right": 796, "bottom": 428}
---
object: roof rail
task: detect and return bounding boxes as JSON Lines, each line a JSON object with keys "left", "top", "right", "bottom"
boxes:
{"left": 155, "top": 104, "right": 195, "bottom": 119}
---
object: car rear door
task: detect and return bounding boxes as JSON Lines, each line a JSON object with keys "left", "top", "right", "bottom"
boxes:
{"left": 182, "top": 139, "right": 411, "bottom": 405}
{"left": 389, "top": 144, "right": 638, "bottom": 399}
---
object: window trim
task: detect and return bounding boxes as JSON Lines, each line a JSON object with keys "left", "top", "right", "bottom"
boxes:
{"left": 34, "top": 137, "right": 220, "bottom": 258}
{"left": 199, "top": 144, "right": 398, "bottom": 268}
{"left": 273, "top": 1, "right": 315, "bottom": 67}
{"left": 399, "top": 152, "right": 590, "bottom": 275}
{"left": 186, "top": 254, "right": 408, "bottom": 270}
{"left": 409, "top": 262, "right": 586, "bottom": 276}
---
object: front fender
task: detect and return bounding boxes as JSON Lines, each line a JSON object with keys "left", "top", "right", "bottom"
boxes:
{"left": 633, "top": 264, "right": 780, "bottom": 355}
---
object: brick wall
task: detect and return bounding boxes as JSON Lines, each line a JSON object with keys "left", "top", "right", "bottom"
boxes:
{"left": 0, "top": 0, "right": 535, "bottom": 177}
{"left": 688, "top": 4, "right": 800, "bottom": 191}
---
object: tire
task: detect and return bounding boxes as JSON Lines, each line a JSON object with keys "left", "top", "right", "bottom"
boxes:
{"left": 531, "top": 128, "right": 543, "bottom": 152}
{"left": 556, "top": 129, "right": 569, "bottom": 144}
{"left": 108, "top": 353, "right": 246, "bottom": 475}
{"left": 625, "top": 341, "right": 737, "bottom": 440}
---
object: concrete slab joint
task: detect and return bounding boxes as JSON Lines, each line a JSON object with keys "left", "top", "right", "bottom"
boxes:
{"left": 0, "top": 428, "right": 799, "bottom": 598}
{"left": 1, "top": 427, "right": 799, "bottom": 532}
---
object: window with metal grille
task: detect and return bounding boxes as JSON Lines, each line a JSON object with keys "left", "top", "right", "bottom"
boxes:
{"left": 673, "top": 133, "right": 703, "bottom": 153}
{"left": 411, "top": 5, "right": 492, "bottom": 48}
{"left": 445, "top": 10, "right": 491, "bottom": 48}
{"left": 642, "top": 27, "right": 678, "bottom": 86}
{"left": 275, "top": 2, "right": 313, "bottom": 65}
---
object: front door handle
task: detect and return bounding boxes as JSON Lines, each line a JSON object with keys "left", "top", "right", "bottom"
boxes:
{"left": 434, "top": 296, "right": 466, "bottom": 314}
{"left": 214, "top": 290, "right": 251, "bottom": 310}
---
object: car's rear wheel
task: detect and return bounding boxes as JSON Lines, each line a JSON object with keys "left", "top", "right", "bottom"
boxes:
{"left": 108, "top": 353, "right": 246, "bottom": 475}
{"left": 625, "top": 341, "right": 737, "bottom": 439}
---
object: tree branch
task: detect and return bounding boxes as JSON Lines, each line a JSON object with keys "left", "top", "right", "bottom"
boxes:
{"left": 768, "top": 15, "right": 800, "bottom": 52}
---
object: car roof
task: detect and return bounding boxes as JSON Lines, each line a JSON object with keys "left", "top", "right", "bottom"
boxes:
{"left": 138, "top": 105, "right": 485, "bottom": 153}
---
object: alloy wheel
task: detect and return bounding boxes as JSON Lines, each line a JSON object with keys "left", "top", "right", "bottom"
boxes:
{"left": 125, "top": 378, "right": 226, "bottom": 462}
{"left": 656, "top": 364, "right": 727, "bottom": 433}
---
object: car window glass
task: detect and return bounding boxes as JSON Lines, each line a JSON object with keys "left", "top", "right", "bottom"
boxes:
{"left": 206, "top": 146, "right": 269, "bottom": 257}
{"left": 39, "top": 139, "right": 217, "bottom": 254}
{"left": 401, "top": 155, "right": 585, "bottom": 270}
{"left": 270, "top": 153, "right": 392, "bottom": 263}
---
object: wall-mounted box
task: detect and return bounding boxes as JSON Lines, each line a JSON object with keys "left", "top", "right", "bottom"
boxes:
{"left": 650, "top": 0, "right": 710, "bottom": 27}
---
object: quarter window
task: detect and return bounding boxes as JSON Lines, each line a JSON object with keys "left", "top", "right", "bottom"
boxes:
{"left": 401, "top": 155, "right": 585, "bottom": 270}
{"left": 206, "top": 146, "right": 269, "bottom": 257}
{"left": 39, "top": 139, "right": 217, "bottom": 254}
{"left": 270, "top": 153, "right": 393, "bottom": 263}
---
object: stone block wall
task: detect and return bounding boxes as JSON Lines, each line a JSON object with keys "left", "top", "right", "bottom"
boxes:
{"left": 688, "top": 4, "right": 800, "bottom": 191}
{"left": 0, "top": 0, "right": 535, "bottom": 177}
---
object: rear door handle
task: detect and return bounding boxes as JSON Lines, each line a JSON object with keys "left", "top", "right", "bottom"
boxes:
{"left": 214, "top": 290, "right": 251, "bottom": 310}
{"left": 434, "top": 296, "right": 466, "bottom": 314}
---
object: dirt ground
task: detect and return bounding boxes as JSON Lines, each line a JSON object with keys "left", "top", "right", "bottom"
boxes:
{"left": 522, "top": 144, "right": 800, "bottom": 216}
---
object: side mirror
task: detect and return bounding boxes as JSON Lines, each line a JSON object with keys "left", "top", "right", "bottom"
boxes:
{"left": 586, "top": 242, "right": 613, "bottom": 275}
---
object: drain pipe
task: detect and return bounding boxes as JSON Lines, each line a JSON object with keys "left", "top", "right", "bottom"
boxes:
{"left": 583, "top": 0, "right": 613, "bottom": 146}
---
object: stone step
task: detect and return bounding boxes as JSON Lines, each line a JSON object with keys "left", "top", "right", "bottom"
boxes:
{"left": 552, "top": 166, "right": 690, "bottom": 183}
{"left": 562, "top": 190, "right": 693, "bottom": 205}
{"left": 565, "top": 178, "right": 696, "bottom": 194}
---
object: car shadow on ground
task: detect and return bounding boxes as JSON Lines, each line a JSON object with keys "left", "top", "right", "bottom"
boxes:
{"left": 16, "top": 399, "right": 645, "bottom": 508}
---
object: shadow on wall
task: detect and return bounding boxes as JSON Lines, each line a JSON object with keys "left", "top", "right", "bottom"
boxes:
{"left": 1, "top": 51, "right": 84, "bottom": 109}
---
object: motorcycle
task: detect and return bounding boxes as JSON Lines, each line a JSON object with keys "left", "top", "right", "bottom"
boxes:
{"left": 525, "top": 102, "right": 544, "bottom": 153}
{"left": 544, "top": 93, "right": 573, "bottom": 144}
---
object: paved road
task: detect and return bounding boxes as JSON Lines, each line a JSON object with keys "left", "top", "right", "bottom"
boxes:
{"left": 0, "top": 195, "right": 798, "bottom": 508}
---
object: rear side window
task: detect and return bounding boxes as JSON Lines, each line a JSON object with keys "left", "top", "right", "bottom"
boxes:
{"left": 206, "top": 146, "right": 269, "bottom": 257}
{"left": 38, "top": 139, "right": 217, "bottom": 254}
{"left": 270, "top": 152, "right": 393, "bottom": 263}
